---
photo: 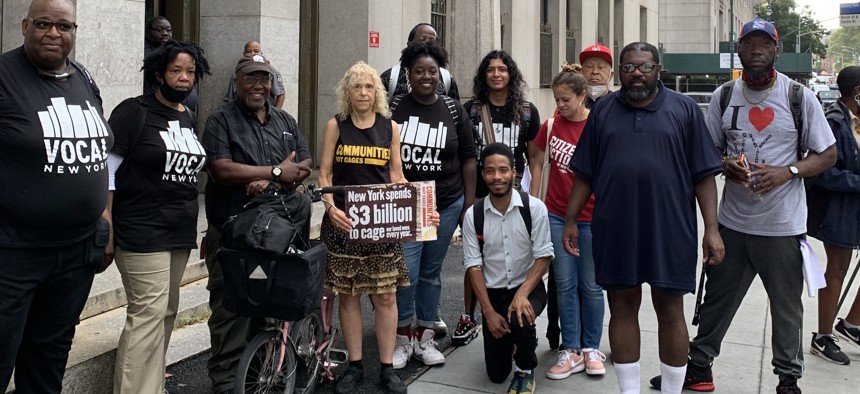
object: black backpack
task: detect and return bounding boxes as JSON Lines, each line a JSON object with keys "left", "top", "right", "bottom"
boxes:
{"left": 473, "top": 190, "right": 532, "bottom": 256}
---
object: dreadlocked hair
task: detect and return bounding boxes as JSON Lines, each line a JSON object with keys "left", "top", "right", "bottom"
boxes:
{"left": 472, "top": 50, "right": 527, "bottom": 125}
{"left": 142, "top": 39, "right": 212, "bottom": 85}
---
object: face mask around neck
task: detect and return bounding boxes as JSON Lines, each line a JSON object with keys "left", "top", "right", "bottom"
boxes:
{"left": 588, "top": 85, "right": 608, "bottom": 100}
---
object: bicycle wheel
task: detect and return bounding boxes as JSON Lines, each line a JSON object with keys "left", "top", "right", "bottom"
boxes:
{"left": 290, "top": 310, "right": 325, "bottom": 394}
{"left": 235, "top": 329, "right": 297, "bottom": 394}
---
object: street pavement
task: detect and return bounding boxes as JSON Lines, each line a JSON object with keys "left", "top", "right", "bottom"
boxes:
{"left": 166, "top": 179, "right": 860, "bottom": 393}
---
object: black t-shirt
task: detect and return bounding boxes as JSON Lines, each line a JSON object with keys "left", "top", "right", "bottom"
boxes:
{"left": 331, "top": 114, "right": 393, "bottom": 209}
{"left": 202, "top": 101, "right": 312, "bottom": 228}
{"left": 0, "top": 47, "right": 113, "bottom": 247}
{"left": 463, "top": 100, "right": 540, "bottom": 198}
{"left": 109, "top": 94, "right": 205, "bottom": 252}
{"left": 390, "top": 94, "right": 476, "bottom": 209}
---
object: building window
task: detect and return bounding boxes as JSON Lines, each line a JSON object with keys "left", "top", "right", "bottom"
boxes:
{"left": 540, "top": 0, "right": 552, "bottom": 87}
{"left": 431, "top": 0, "right": 447, "bottom": 48}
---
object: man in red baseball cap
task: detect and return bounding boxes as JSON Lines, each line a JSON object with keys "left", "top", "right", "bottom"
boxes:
{"left": 579, "top": 44, "right": 614, "bottom": 108}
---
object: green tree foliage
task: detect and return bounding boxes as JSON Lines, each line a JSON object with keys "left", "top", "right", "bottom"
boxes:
{"left": 754, "top": 0, "right": 828, "bottom": 57}
{"left": 828, "top": 27, "right": 860, "bottom": 69}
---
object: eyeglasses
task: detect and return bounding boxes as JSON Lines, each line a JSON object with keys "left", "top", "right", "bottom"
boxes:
{"left": 28, "top": 18, "right": 77, "bottom": 33}
{"left": 241, "top": 75, "right": 272, "bottom": 85}
{"left": 149, "top": 27, "right": 173, "bottom": 34}
{"left": 619, "top": 63, "right": 657, "bottom": 73}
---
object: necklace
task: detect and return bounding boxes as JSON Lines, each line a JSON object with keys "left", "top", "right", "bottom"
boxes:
{"left": 742, "top": 81, "right": 775, "bottom": 105}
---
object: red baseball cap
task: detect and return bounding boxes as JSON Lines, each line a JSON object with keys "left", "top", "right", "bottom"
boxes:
{"left": 579, "top": 44, "right": 613, "bottom": 66}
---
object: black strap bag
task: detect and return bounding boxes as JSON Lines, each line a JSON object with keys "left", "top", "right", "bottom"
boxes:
{"left": 221, "top": 191, "right": 311, "bottom": 254}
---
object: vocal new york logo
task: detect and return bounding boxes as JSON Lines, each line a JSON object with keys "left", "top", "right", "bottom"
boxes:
{"left": 40, "top": 97, "right": 109, "bottom": 175}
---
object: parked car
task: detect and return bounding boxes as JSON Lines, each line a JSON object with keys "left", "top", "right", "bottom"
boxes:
{"left": 683, "top": 92, "right": 711, "bottom": 114}
{"left": 817, "top": 90, "right": 841, "bottom": 109}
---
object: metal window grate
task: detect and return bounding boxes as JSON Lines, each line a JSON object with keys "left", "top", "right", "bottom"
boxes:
{"left": 540, "top": 23, "right": 552, "bottom": 87}
{"left": 431, "top": 0, "right": 447, "bottom": 48}
{"left": 565, "top": 29, "right": 577, "bottom": 64}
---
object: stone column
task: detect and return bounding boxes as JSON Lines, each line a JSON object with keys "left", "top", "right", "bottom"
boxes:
{"left": 448, "top": 0, "right": 498, "bottom": 101}
{"left": 197, "top": 0, "right": 300, "bottom": 124}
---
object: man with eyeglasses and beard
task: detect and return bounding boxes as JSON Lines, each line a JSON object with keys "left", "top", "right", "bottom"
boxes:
{"left": 651, "top": 19, "right": 836, "bottom": 394}
{"left": 0, "top": 0, "right": 114, "bottom": 392}
{"left": 563, "top": 42, "right": 724, "bottom": 394}
{"left": 201, "top": 55, "right": 312, "bottom": 394}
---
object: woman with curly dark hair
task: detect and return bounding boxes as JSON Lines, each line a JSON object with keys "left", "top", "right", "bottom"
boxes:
{"left": 453, "top": 50, "right": 543, "bottom": 347}
{"left": 107, "top": 39, "right": 211, "bottom": 394}
{"left": 389, "top": 41, "right": 477, "bottom": 369}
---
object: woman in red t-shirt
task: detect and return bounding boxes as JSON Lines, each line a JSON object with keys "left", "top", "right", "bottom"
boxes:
{"left": 530, "top": 64, "right": 606, "bottom": 379}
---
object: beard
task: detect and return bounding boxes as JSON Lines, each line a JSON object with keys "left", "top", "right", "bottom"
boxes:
{"left": 487, "top": 180, "right": 512, "bottom": 198}
{"left": 622, "top": 77, "right": 657, "bottom": 101}
{"left": 740, "top": 57, "right": 775, "bottom": 81}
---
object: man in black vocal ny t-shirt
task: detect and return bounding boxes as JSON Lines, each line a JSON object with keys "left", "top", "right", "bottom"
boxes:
{"left": 0, "top": 0, "right": 114, "bottom": 392}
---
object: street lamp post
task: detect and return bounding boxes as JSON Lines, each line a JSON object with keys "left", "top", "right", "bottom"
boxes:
{"left": 796, "top": 10, "right": 801, "bottom": 53}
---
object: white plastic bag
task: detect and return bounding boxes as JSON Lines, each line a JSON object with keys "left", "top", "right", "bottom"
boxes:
{"left": 800, "top": 239, "right": 826, "bottom": 298}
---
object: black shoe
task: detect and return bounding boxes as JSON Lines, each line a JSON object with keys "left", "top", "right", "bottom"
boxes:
{"left": 835, "top": 318, "right": 860, "bottom": 348}
{"left": 776, "top": 381, "right": 802, "bottom": 394}
{"left": 335, "top": 365, "right": 365, "bottom": 394}
{"left": 379, "top": 368, "right": 408, "bottom": 394}
{"left": 649, "top": 364, "right": 715, "bottom": 392}
{"left": 810, "top": 333, "right": 850, "bottom": 365}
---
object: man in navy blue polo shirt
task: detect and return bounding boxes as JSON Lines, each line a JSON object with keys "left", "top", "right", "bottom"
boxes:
{"left": 563, "top": 42, "right": 724, "bottom": 394}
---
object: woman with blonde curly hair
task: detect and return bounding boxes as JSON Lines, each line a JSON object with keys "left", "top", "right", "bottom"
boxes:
{"left": 317, "top": 61, "right": 409, "bottom": 394}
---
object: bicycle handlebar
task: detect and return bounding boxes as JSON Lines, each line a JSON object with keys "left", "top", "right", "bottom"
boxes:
{"left": 306, "top": 184, "right": 345, "bottom": 203}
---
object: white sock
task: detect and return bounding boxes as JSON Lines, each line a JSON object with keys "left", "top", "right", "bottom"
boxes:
{"left": 614, "top": 361, "right": 641, "bottom": 394}
{"left": 845, "top": 320, "right": 859, "bottom": 329}
{"left": 660, "top": 362, "right": 687, "bottom": 394}
{"left": 513, "top": 364, "right": 531, "bottom": 374}
{"left": 815, "top": 333, "right": 831, "bottom": 340}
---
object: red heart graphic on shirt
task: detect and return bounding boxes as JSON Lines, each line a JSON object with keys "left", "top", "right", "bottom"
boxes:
{"left": 749, "top": 107, "right": 774, "bottom": 132}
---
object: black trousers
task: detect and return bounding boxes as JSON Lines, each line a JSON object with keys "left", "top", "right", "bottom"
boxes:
{"left": 0, "top": 239, "right": 98, "bottom": 394}
{"left": 482, "top": 282, "right": 547, "bottom": 383}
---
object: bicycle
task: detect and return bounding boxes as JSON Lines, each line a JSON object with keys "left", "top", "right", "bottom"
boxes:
{"left": 229, "top": 184, "right": 348, "bottom": 394}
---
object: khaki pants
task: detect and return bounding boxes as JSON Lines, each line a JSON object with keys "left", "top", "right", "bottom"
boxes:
{"left": 113, "top": 248, "right": 190, "bottom": 394}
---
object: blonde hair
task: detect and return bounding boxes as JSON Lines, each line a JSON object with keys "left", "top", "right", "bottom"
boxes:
{"left": 335, "top": 62, "right": 390, "bottom": 120}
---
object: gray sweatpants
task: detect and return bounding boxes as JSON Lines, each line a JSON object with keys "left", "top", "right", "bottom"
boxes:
{"left": 689, "top": 227, "right": 804, "bottom": 381}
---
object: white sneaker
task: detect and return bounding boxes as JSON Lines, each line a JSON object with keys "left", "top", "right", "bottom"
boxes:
{"left": 393, "top": 333, "right": 413, "bottom": 369}
{"left": 412, "top": 328, "right": 445, "bottom": 366}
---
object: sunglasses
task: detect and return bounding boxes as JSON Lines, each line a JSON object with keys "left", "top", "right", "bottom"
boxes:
{"left": 241, "top": 75, "right": 272, "bottom": 85}
{"left": 619, "top": 63, "right": 657, "bottom": 73}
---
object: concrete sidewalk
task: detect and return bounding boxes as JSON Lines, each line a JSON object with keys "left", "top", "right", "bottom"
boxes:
{"left": 408, "top": 238, "right": 860, "bottom": 394}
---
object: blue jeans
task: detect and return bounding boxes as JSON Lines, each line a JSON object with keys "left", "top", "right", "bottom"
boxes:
{"left": 549, "top": 213, "right": 604, "bottom": 350}
{"left": 397, "top": 195, "right": 464, "bottom": 328}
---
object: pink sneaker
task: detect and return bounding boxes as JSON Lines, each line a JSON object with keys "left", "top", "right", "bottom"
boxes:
{"left": 545, "top": 348, "right": 585, "bottom": 380}
{"left": 583, "top": 348, "right": 606, "bottom": 375}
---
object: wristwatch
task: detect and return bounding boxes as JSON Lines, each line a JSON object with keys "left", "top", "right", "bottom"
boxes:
{"left": 271, "top": 165, "right": 282, "bottom": 182}
{"left": 788, "top": 165, "right": 799, "bottom": 178}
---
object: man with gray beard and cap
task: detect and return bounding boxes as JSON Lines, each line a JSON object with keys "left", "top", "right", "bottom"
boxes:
{"left": 201, "top": 54, "right": 312, "bottom": 394}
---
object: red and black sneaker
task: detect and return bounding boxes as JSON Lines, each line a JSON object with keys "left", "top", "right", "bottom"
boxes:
{"left": 649, "top": 365, "right": 715, "bottom": 392}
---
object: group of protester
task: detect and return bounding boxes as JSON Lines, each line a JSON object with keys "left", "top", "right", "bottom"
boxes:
{"left": 2, "top": 1, "right": 860, "bottom": 394}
